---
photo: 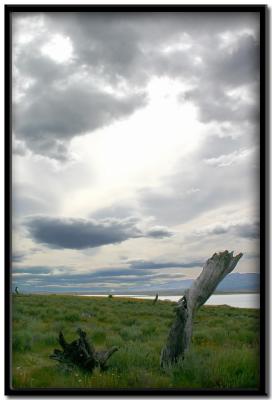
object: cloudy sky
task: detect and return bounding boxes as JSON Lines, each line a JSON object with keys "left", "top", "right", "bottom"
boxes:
{"left": 12, "top": 11, "right": 260, "bottom": 293}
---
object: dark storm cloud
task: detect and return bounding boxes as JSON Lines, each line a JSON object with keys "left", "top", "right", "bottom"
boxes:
{"left": 85, "top": 267, "right": 148, "bottom": 278}
{"left": 25, "top": 216, "right": 142, "bottom": 249}
{"left": 145, "top": 226, "right": 173, "bottom": 238}
{"left": 24, "top": 216, "right": 172, "bottom": 249}
{"left": 129, "top": 260, "right": 203, "bottom": 270}
{"left": 44, "top": 12, "right": 259, "bottom": 94}
{"left": 13, "top": 266, "right": 54, "bottom": 274}
{"left": 12, "top": 15, "right": 147, "bottom": 159}
{"left": 200, "top": 33, "right": 259, "bottom": 89}
{"left": 44, "top": 13, "right": 147, "bottom": 83}
{"left": 184, "top": 84, "right": 259, "bottom": 124}
{"left": 13, "top": 12, "right": 259, "bottom": 159}
{"left": 182, "top": 32, "right": 259, "bottom": 124}
{"left": 13, "top": 83, "right": 145, "bottom": 160}
{"left": 195, "top": 221, "right": 259, "bottom": 240}
{"left": 12, "top": 273, "right": 154, "bottom": 289}
{"left": 12, "top": 137, "right": 28, "bottom": 156}
{"left": 65, "top": 13, "right": 260, "bottom": 125}
{"left": 44, "top": 12, "right": 258, "bottom": 80}
{"left": 12, "top": 266, "right": 148, "bottom": 279}
{"left": 12, "top": 262, "right": 188, "bottom": 292}
{"left": 17, "top": 51, "right": 68, "bottom": 84}
{"left": 233, "top": 222, "right": 260, "bottom": 239}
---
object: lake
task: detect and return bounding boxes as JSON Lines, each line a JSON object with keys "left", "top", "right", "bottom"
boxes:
{"left": 80, "top": 293, "right": 260, "bottom": 309}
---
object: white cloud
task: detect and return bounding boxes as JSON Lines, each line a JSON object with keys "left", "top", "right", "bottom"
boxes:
{"left": 204, "top": 147, "right": 256, "bottom": 167}
{"left": 41, "top": 34, "right": 74, "bottom": 64}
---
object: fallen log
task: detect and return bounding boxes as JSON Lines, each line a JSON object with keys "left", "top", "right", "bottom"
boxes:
{"left": 50, "top": 328, "right": 118, "bottom": 372}
{"left": 160, "top": 250, "right": 243, "bottom": 368}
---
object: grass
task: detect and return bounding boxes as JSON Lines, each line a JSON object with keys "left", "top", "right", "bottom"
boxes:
{"left": 11, "top": 294, "right": 260, "bottom": 390}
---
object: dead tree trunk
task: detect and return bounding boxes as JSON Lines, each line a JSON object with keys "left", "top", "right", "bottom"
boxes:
{"left": 160, "top": 250, "right": 243, "bottom": 368}
{"left": 50, "top": 328, "right": 118, "bottom": 372}
{"left": 153, "top": 293, "right": 159, "bottom": 305}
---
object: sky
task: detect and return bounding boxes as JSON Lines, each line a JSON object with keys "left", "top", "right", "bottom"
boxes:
{"left": 11, "top": 11, "right": 260, "bottom": 293}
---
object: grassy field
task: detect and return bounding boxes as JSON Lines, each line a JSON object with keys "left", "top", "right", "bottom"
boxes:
{"left": 12, "top": 294, "right": 260, "bottom": 390}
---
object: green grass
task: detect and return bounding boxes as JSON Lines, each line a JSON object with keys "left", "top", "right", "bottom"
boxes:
{"left": 12, "top": 294, "right": 260, "bottom": 390}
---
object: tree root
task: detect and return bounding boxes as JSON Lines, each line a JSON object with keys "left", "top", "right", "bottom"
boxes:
{"left": 50, "top": 328, "right": 118, "bottom": 372}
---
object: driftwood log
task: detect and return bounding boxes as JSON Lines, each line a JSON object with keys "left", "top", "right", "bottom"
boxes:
{"left": 160, "top": 250, "right": 243, "bottom": 368}
{"left": 50, "top": 328, "right": 118, "bottom": 372}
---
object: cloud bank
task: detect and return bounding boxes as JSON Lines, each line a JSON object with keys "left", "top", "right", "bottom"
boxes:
{"left": 25, "top": 216, "right": 172, "bottom": 249}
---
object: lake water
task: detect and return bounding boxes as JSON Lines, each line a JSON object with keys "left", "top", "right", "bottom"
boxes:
{"left": 80, "top": 293, "right": 260, "bottom": 309}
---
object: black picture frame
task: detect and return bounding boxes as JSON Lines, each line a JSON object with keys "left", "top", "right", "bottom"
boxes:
{"left": 5, "top": 4, "right": 268, "bottom": 396}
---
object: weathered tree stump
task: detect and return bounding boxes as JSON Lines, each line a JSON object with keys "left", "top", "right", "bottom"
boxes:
{"left": 50, "top": 328, "right": 118, "bottom": 372}
{"left": 153, "top": 293, "right": 159, "bottom": 305}
{"left": 160, "top": 250, "right": 243, "bottom": 368}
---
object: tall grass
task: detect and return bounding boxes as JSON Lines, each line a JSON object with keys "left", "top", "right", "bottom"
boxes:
{"left": 12, "top": 294, "right": 259, "bottom": 389}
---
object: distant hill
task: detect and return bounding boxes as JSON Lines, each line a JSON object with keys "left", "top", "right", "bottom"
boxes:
{"left": 216, "top": 272, "right": 260, "bottom": 292}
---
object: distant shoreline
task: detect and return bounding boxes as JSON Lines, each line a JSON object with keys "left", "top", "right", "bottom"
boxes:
{"left": 17, "top": 290, "right": 260, "bottom": 296}
{"left": 12, "top": 292, "right": 260, "bottom": 308}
